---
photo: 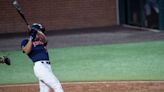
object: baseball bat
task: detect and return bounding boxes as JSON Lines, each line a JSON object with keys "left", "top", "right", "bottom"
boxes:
{"left": 12, "top": 0, "right": 30, "bottom": 30}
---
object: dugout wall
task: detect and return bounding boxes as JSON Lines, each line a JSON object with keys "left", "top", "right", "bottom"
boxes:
{"left": 119, "top": 0, "right": 164, "bottom": 30}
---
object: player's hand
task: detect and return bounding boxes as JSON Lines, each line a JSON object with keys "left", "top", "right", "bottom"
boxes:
{"left": 30, "top": 28, "right": 38, "bottom": 41}
{"left": 27, "top": 25, "right": 31, "bottom": 31}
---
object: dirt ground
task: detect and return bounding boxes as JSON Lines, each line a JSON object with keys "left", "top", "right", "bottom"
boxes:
{"left": 0, "top": 81, "right": 164, "bottom": 92}
{"left": 0, "top": 26, "right": 164, "bottom": 92}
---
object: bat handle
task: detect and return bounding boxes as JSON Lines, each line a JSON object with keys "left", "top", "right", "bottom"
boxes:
{"left": 27, "top": 25, "right": 31, "bottom": 31}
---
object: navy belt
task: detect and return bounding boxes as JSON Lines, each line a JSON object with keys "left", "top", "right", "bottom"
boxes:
{"left": 41, "top": 61, "right": 51, "bottom": 64}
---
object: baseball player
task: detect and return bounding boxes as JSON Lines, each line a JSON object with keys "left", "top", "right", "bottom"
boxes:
{"left": 21, "top": 23, "right": 64, "bottom": 92}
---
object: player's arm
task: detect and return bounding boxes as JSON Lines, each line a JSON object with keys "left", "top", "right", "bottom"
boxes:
{"left": 21, "top": 29, "right": 37, "bottom": 54}
{"left": 22, "top": 37, "right": 33, "bottom": 54}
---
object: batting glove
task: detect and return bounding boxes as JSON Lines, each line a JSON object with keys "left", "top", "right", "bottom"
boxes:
{"left": 30, "top": 28, "right": 38, "bottom": 41}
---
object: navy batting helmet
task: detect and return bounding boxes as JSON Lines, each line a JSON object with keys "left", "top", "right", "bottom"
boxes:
{"left": 31, "top": 23, "right": 46, "bottom": 33}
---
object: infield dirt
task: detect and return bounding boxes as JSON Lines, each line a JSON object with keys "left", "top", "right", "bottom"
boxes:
{"left": 0, "top": 81, "right": 164, "bottom": 92}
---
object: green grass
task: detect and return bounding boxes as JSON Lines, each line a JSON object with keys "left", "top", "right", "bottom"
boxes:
{"left": 0, "top": 41, "right": 164, "bottom": 84}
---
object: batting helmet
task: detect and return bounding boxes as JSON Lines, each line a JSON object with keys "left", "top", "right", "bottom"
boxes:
{"left": 31, "top": 23, "right": 46, "bottom": 33}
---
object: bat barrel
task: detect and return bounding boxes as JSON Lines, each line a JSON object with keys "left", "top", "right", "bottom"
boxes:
{"left": 12, "top": 0, "right": 30, "bottom": 30}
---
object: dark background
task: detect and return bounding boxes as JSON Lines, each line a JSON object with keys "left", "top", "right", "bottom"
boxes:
{"left": 0, "top": 0, "right": 116, "bottom": 33}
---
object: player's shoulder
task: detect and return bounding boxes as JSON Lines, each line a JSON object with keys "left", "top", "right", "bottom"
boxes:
{"left": 21, "top": 38, "right": 29, "bottom": 42}
{"left": 22, "top": 38, "right": 29, "bottom": 41}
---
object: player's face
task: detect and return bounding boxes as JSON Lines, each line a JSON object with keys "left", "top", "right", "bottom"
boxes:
{"left": 36, "top": 33, "right": 41, "bottom": 39}
{"left": 36, "top": 31, "right": 44, "bottom": 41}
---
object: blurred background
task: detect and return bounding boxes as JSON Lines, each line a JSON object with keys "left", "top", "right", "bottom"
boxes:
{"left": 0, "top": 0, "right": 163, "bottom": 34}
{"left": 0, "top": 1, "right": 164, "bottom": 92}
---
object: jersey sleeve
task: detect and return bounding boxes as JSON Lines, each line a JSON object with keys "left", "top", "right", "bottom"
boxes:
{"left": 21, "top": 39, "right": 29, "bottom": 49}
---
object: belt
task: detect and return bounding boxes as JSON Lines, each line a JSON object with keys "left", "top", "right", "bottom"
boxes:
{"left": 41, "top": 61, "right": 51, "bottom": 64}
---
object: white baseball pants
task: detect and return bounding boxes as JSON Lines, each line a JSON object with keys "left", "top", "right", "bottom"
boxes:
{"left": 33, "top": 60, "right": 64, "bottom": 92}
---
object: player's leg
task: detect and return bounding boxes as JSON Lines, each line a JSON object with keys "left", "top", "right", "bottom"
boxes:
{"left": 49, "top": 74, "right": 64, "bottom": 92}
{"left": 39, "top": 80, "right": 51, "bottom": 92}
{"left": 52, "top": 78, "right": 64, "bottom": 92}
{"left": 33, "top": 62, "right": 51, "bottom": 92}
{"left": 40, "top": 75, "right": 63, "bottom": 92}
{"left": 34, "top": 61, "right": 64, "bottom": 92}
{"left": 44, "top": 64, "right": 64, "bottom": 92}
